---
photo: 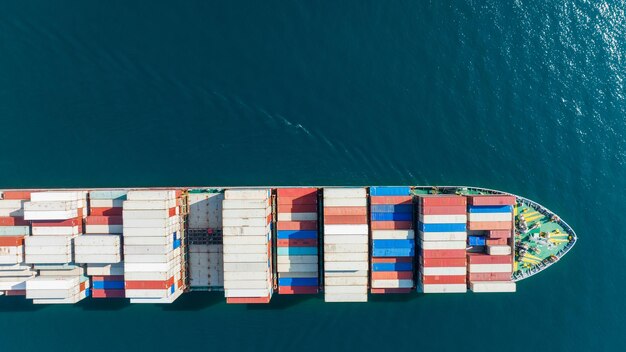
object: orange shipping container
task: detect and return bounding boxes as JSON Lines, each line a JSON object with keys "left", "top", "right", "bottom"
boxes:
{"left": 125, "top": 277, "right": 174, "bottom": 290}
{"left": 467, "top": 221, "right": 512, "bottom": 231}
{"left": 372, "top": 271, "right": 413, "bottom": 280}
{"left": 370, "top": 196, "right": 412, "bottom": 205}
{"left": 277, "top": 221, "right": 317, "bottom": 230}
{"left": 422, "top": 275, "right": 466, "bottom": 284}
{"left": 370, "top": 288, "right": 412, "bottom": 294}
{"left": 421, "top": 257, "right": 466, "bottom": 267}
{"left": 226, "top": 295, "right": 271, "bottom": 304}
{"left": 0, "top": 236, "right": 25, "bottom": 246}
{"left": 421, "top": 249, "right": 467, "bottom": 259}
{"left": 277, "top": 188, "right": 317, "bottom": 197}
{"left": 323, "top": 215, "right": 367, "bottom": 224}
{"left": 371, "top": 221, "right": 413, "bottom": 230}
{"left": 89, "top": 207, "right": 123, "bottom": 216}
{"left": 277, "top": 195, "right": 317, "bottom": 205}
{"left": 323, "top": 207, "right": 367, "bottom": 216}
{"left": 1, "top": 191, "right": 31, "bottom": 200}
{"left": 0, "top": 217, "right": 29, "bottom": 226}
{"left": 419, "top": 195, "right": 466, "bottom": 206}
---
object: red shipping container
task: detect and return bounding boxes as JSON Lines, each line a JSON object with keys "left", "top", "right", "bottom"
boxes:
{"left": 422, "top": 275, "right": 466, "bottom": 284}
{"left": 4, "top": 290, "right": 27, "bottom": 296}
{"left": 323, "top": 207, "right": 367, "bottom": 216}
{"left": 468, "top": 195, "right": 516, "bottom": 206}
{"left": 125, "top": 277, "right": 174, "bottom": 290}
{"left": 89, "top": 207, "right": 123, "bottom": 216}
{"left": 277, "top": 221, "right": 317, "bottom": 230}
{"left": 371, "top": 221, "right": 413, "bottom": 230}
{"left": 79, "top": 282, "right": 86, "bottom": 291}
{"left": 277, "top": 195, "right": 317, "bottom": 205}
{"left": 177, "top": 279, "right": 183, "bottom": 289}
{"left": 419, "top": 205, "right": 467, "bottom": 215}
{"left": 277, "top": 239, "right": 318, "bottom": 247}
{"left": 86, "top": 216, "right": 123, "bottom": 225}
{"left": 278, "top": 204, "right": 317, "bottom": 213}
{"left": 488, "top": 230, "right": 511, "bottom": 238}
{"left": 468, "top": 272, "right": 511, "bottom": 281}
{"left": 168, "top": 207, "right": 177, "bottom": 217}
{"left": 277, "top": 188, "right": 317, "bottom": 197}
{"left": 0, "top": 236, "right": 24, "bottom": 246}
{"left": 31, "top": 218, "right": 82, "bottom": 227}
{"left": 370, "top": 288, "right": 412, "bottom": 294}
{"left": 485, "top": 238, "right": 508, "bottom": 246}
{"left": 421, "top": 257, "right": 466, "bottom": 267}
{"left": 226, "top": 295, "right": 271, "bottom": 304}
{"left": 372, "top": 257, "right": 413, "bottom": 263}
{"left": 421, "top": 249, "right": 467, "bottom": 259}
{"left": 323, "top": 215, "right": 367, "bottom": 224}
{"left": 278, "top": 286, "right": 318, "bottom": 294}
{"left": 467, "top": 253, "right": 512, "bottom": 264}
{"left": 370, "top": 196, "right": 412, "bottom": 205}
{"left": 0, "top": 217, "right": 29, "bottom": 226}
{"left": 91, "top": 289, "right": 125, "bottom": 298}
{"left": 91, "top": 275, "right": 125, "bottom": 282}
{"left": 1, "top": 191, "right": 31, "bottom": 200}
{"left": 372, "top": 271, "right": 414, "bottom": 280}
{"left": 419, "top": 195, "right": 466, "bottom": 206}
{"left": 467, "top": 221, "right": 512, "bottom": 231}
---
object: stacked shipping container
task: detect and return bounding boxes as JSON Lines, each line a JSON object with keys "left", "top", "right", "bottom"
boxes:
{"left": 84, "top": 191, "right": 126, "bottom": 298}
{"left": 122, "top": 190, "right": 185, "bottom": 303}
{"left": 466, "top": 195, "right": 516, "bottom": 292}
{"left": 0, "top": 191, "right": 34, "bottom": 296}
{"left": 276, "top": 188, "right": 319, "bottom": 294}
{"left": 323, "top": 188, "right": 368, "bottom": 302}
{"left": 23, "top": 191, "right": 90, "bottom": 303}
{"left": 417, "top": 195, "right": 468, "bottom": 293}
{"left": 369, "top": 186, "right": 414, "bottom": 294}
{"left": 222, "top": 189, "right": 273, "bottom": 303}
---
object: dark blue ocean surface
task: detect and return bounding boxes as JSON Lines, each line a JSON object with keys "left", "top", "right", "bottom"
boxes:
{"left": 0, "top": 1, "right": 624, "bottom": 351}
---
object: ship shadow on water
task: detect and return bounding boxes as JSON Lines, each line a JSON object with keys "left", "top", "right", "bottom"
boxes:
{"left": 159, "top": 291, "right": 224, "bottom": 311}
{"left": 368, "top": 293, "right": 421, "bottom": 304}
{"left": 244, "top": 293, "right": 322, "bottom": 311}
{"left": 75, "top": 298, "right": 132, "bottom": 311}
{"left": 0, "top": 296, "right": 46, "bottom": 312}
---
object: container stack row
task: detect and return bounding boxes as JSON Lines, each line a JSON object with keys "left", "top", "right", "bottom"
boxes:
{"left": 466, "top": 195, "right": 516, "bottom": 292}
{"left": 417, "top": 195, "right": 468, "bottom": 293}
{"left": 222, "top": 189, "right": 273, "bottom": 304}
{"left": 83, "top": 190, "right": 126, "bottom": 298}
{"left": 122, "top": 190, "right": 185, "bottom": 303}
{"left": 323, "top": 188, "right": 369, "bottom": 302}
{"left": 0, "top": 191, "right": 34, "bottom": 296}
{"left": 23, "top": 191, "right": 90, "bottom": 304}
{"left": 369, "top": 186, "right": 415, "bottom": 294}
{"left": 276, "top": 188, "right": 319, "bottom": 294}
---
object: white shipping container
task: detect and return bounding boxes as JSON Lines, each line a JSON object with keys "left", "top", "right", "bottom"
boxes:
{"left": 27, "top": 288, "right": 79, "bottom": 299}
{"left": 222, "top": 217, "right": 269, "bottom": 227}
{"left": 25, "top": 236, "right": 72, "bottom": 246}
{"left": 468, "top": 263, "right": 513, "bottom": 273}
{"left": 89, "top": 199, "right": 124, "bottom": 208}
{"left": 0, "top": 279, "right": 29, "bottom": 291}
{"left": 222, "top": 244, "right": 267, "bottom": 254}
{"left": 277, "top": 212, "right": 317, "bottom": 221}
{"left": 123, "top": 244, "right": 171, "bottom": 255}
{"left": 24, "top": 210, "right": 78, "bottom": 220}
{"left": 0, "top": 199, "right": 27, "bottom": 209}
{"left": 122, "top": 200, "right": 172, "bottom": 210}
{"left": 223, "top": 262, "right": 268, "bottom": 272}
{"left": 86, "top": 263, "right": 124, "bottom": 276}
{"left": 75, "top": 235, "right": 121, "bottom": 247}
{"left": 324, "top": 293, "right": 367, "bottom": 302}
{"left": 223, "top": 280, "right": 269, "bottom": 289}
{"left": 422, "top": 267, "right": 467, "bottom": 276}
{"left": 224, "top": 189, "right": 269, "bottom": 200}
{"left": 223, "top": 271, "right": 269, "bottom": 281}
{"left": 324, "top": 285, "right": 367, "bottom": 294}
{"left": 30, "top": 192, "right": 82, "bottom": 202}
{"left": 371, "top": 279, "right": 414, "bottom": 289}
{"left": 222, "top": 226, "right": 270, "bottom": 236}
{"left": 324, "top": 276, "right": 368, "bottom": 286}
{"left": 224, "top": 288, "right": 270, "bottom": 298}
{"left": 276, "top": 255, "right": 318, "bottom": 264}
{"left": 419, "top": 231, "right": 467, "bottom": 242}
{"left": 26, "top": 276, "right": 79, "bottom": 289}
{"left": 123, "top": 218, "right": 170, "bottom": 228}
{"left": 223, "top": 236, "right": 267, "bottom": 245}
{"left": 126, "top": 190, "right": 176, "bottom": 201}
{"left": 32, "top": 226, "right": 79, "bottom": 236}
{"left": 324, "top": 252, "right": 368, "bottom": 262}
{"left": 75, "top": 254, "right": 121, "bottom": 264}
{"left": 122, "top": 227, "right": 174, "bottom": 237}
{"left": 324, "top": 261, "right": 368, "bottom": 271}
{"left": 323, "top": 243, "right": 368, "bottom": 253}
{"left": 222, "top": 208, "right": 271, "bottom": 218}
{"left": 25, "top": 254, "right": 72, "bottom": 264}
{"left": 470, "top": 281, "right": 516, "bottom": 293}
{"left": 419, "top": 214, "right": 468, "bottom": 224}
{"left": 123, "top": 209, "right": 172, "bottom": 219}
{"left": 419, "top": 240, "right": 467, "bottom": 250}
{"left": 125, "top": 289, "right": 170, "bottom": 298}
{"left": 223, "top": 253, "right": 268, "bottom": 263}
{"left": 222, "top": 199, "right": 269, "bottom": 209}
{"left": 421, "top": 284, "right": 467, "bottom": 293}
{"left": 124, "top": 262, "right": 173, "bottom": 272}
{"left": 468, "top": 212, "right": 512, "bottom": 222}
{"left": 86, "top": 224, "right": 123, "bottom": 234}
{"left": 0, "top": 208, "right": 24, "bottom": 217}
{"left": 323, "top": 188, "right": 366, "bottom": 198}
{"left": 371, "top": 229, "right": 415, "bottom": 240}
{"left": 124, "top": 235, "right": 173, "bottom": 246}
{"left": 323, "top": 270, "right": 368, "bottom": 277}
{"left": 323, "top": 198, "right": 367, "bottom": 207}
{"left": 25, "top": 245, "right": 70, "bottom": 255}
{"left": 323, "top": 235, "right": 368, "bottom": 244}
{"left": 323, "top": 224, "right": 369, "bottom": 235}
{"left": 124, "top": 252, "right": 180, "bottom": 264}
{"left": 487, "top": 245, "right": 512, "bottom": 255}
{"left": 24, "top": 201, "right": 78, "bottom": 211}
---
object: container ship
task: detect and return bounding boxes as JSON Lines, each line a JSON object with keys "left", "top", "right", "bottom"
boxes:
{"left": 0, "top": 186, "right": 576, "bottom": 304}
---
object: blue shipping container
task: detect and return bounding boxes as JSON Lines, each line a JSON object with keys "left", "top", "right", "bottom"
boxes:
{"left": 419, "top": 222, "right": 467, "bottom": 232}
{"left": 276, "top": 230, "right": 318, "bottom": 239}
{"left": 371, "top": 212, "right": 413, "bottom": 221}
{"left": 88, "top": 190, "right": 128, "bottom": 200}
{"left": 372, "top": 248, "right": 415, "bottom": 257}
{"left": 173, "top": 239, "right": 181, "bottom": 249}
{"left": 371, "top": 204, "right": 413, "bottom": 213}
{"left": 468, "top": 205, "right": 513, "bottom": 213}
{"left": 372, "top": 239, "right": 415, "bottom": 248}
{"left": 278, "top": 278, "right": 318, "bottom": 287}
{"left": 92, "top": 281, "right": 125, "bottom": 290}
{"left": 372, "top": 262, "right": 414, "bottom": 272}
{"left": 468, "top": 236, "right": 486, "bottom": 246}
{"left": 369, "top": 186, "right": 412, "bottom": 196}
{"left": 277, "top": 247, "right": 318, "bottom": 256}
